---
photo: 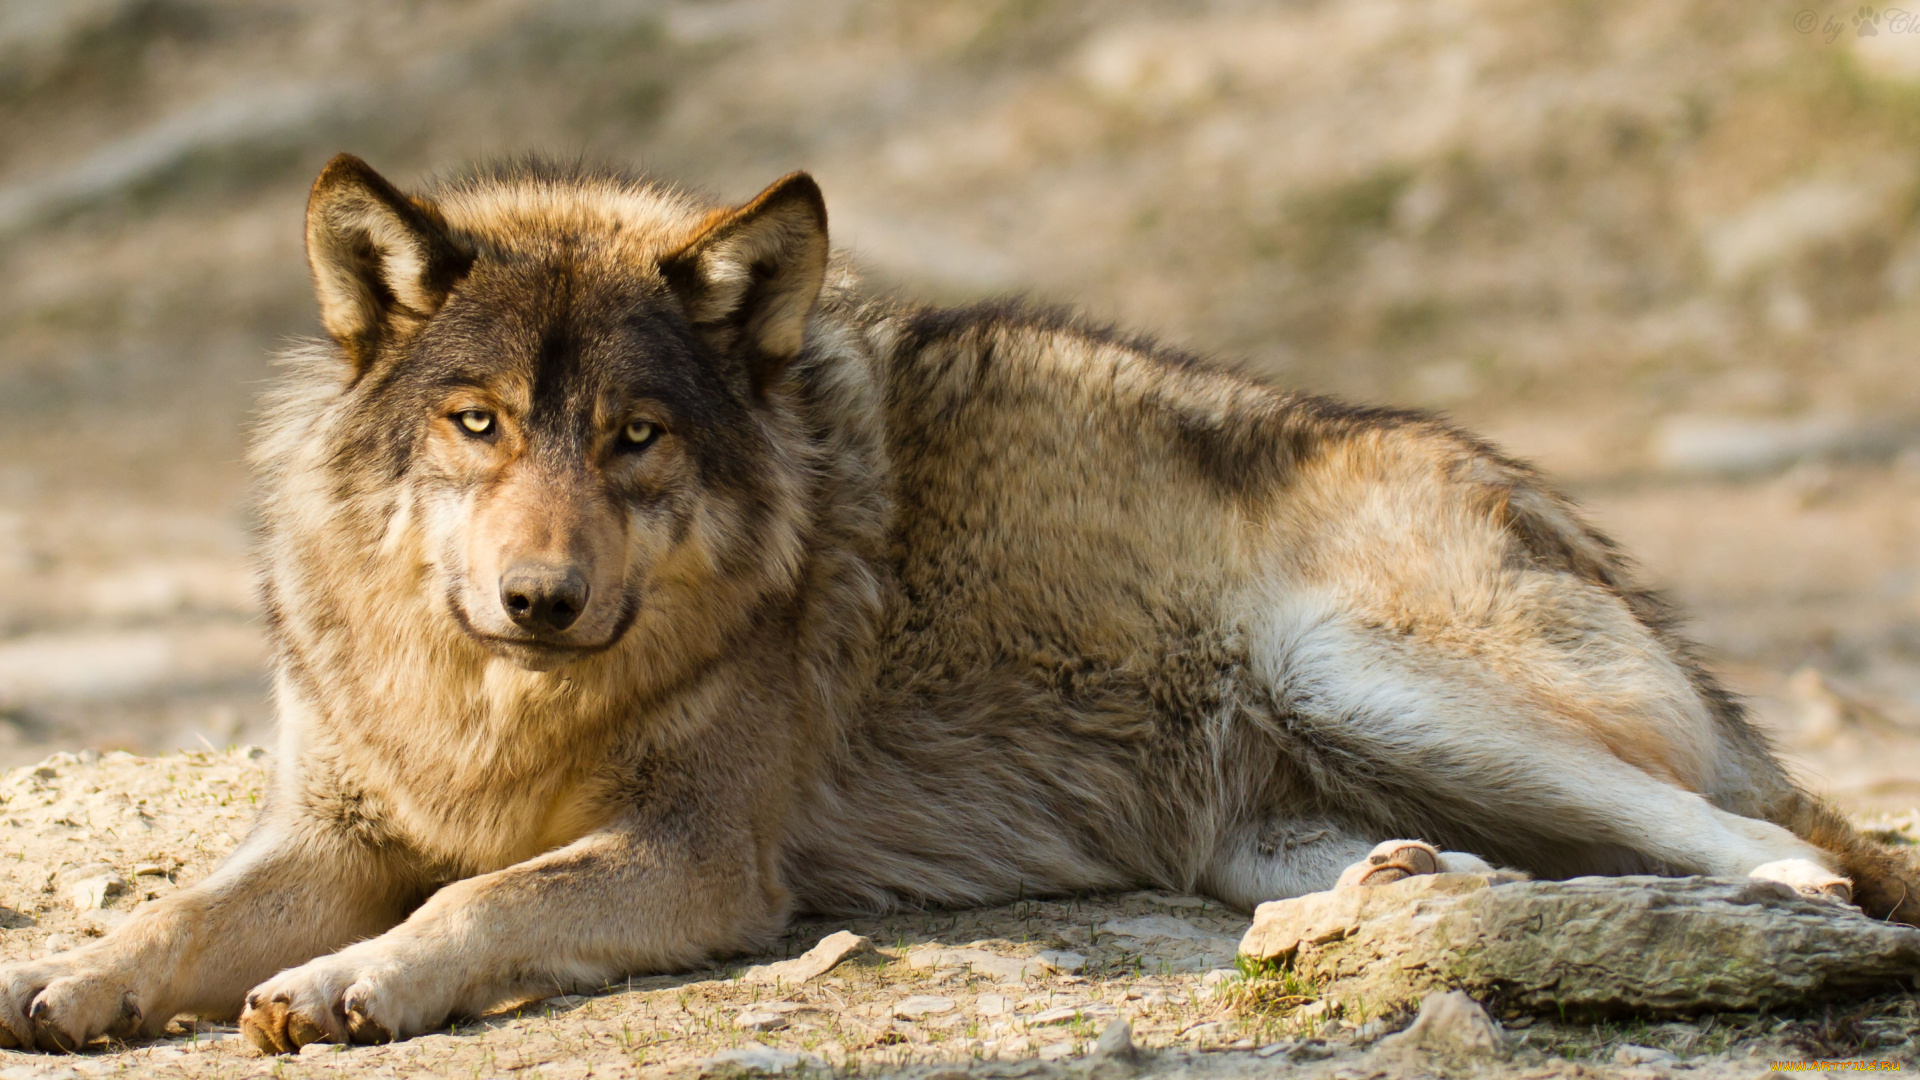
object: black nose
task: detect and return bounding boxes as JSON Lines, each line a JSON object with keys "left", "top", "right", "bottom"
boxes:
{"left": 499, "top": 563, "right": 590, "bottom": 634}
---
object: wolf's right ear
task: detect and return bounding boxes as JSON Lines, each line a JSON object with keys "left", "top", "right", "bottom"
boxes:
{"left": 660, "top": 172, "right": 829, "bottom": 397}
{"left": 305, "top": 154, "right": 472, "bottom": 373}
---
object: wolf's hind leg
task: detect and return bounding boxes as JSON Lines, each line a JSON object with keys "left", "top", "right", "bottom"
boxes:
{"left": 1251, "top": 601, "right": 1852, "bottom": 901}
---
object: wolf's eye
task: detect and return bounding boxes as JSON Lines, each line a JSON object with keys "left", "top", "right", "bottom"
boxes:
{"left": 456, "top": 411, "right": 495, "bottom": 437}
{"left": 622, "top": 420, "right": 658, "bottom": 448}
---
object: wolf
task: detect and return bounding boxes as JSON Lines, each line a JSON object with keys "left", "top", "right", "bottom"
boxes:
{"left": 2, "top": 154, "right": 1914, "bottom": 1053}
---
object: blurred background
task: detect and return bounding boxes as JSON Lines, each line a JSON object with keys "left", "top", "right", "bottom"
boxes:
{"left": 1, "top": 0, "right": 1918, "bottom": 819}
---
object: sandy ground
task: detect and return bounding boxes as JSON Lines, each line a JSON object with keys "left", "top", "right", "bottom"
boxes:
{"left": 0, "top": 750, "right": 1912, "bottom": 1080}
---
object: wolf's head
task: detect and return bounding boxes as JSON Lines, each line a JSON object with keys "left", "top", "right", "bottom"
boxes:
{"left": 280, "top": 155, "right": 828, "bottom": 673}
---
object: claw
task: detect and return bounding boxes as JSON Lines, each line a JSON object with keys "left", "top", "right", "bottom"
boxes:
{"left": 29, "top": 993, "right": 80, "bottom": 1054}
{"left": 344, "top": 990, "right": 391, "bottom": 1044}
{"left": 1338, "top": 839, "right": 1444, "bottom": 889}
{"left": 1358, "top": 842, "right": 1439, "bottom": 885}
{"left": 106, "top": 992, "right": 143, "bottom": 1039}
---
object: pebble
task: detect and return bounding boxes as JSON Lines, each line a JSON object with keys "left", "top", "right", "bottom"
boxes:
{"left": 698, "top": 1046, "right": 820, "bottom": 1075}
{"left": 736, "top": 1010, "right": 789, "bottom": 1032}
{"left": 741, "top": 930, "right": 872, "bottom": 986}
{"left": 893, "top": 995, "right": 956, "bottom": 1019}
{"left": 1615, "top": 1044, "right": 1680, "bottom": 1066}
{"left": 1031, "top": 1002, "right": 1117, "bottom": 1025}
{"left": 60, "top": 865, "right": 126, "bottom": 912}
{"left": 1092, "top": 1018, "right": 1138, "bottom": 1062}
{"left": 1378, "top": 990, "right": 1505, "bottom": 1056}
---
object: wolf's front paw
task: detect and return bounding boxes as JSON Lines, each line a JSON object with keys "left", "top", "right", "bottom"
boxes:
{"left": 241, "top": 947, "right": 428, "bottom": 1053}
{"left": 0, "top": 955, "right": 145, "bottom": 1052}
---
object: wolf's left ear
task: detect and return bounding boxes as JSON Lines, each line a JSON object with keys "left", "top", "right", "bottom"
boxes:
{"left": 306, "top": 154, "right": 472, "bottom": 374}
{"left": 661, "top": 172, "right": 828, "bottom": 396}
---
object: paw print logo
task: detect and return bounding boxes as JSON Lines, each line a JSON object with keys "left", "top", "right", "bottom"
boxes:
{"left": 1856, "top": 6, "right": 1881, "bottom": 35}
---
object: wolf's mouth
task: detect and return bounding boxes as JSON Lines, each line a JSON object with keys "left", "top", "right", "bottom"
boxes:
{"left": 469, "top": 635, "right": 594, "bottom": 672}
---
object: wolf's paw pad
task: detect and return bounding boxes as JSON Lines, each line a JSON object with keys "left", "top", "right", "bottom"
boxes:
{"left": 1338, "top": 839, "right": 1441, "bottom": 888}
{"left": 1749, "top": 859, "right": 1854, "bottom": 906}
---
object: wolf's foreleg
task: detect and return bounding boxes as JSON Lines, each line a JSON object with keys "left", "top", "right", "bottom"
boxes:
{"left": 0, "top": 818, "right": 410, "bottom": 1052}
{"left": 237, "top": 806, "right": 785, "bottom": 1051}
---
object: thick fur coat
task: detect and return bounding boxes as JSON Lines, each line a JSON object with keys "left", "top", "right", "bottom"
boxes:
{"left": 1, "top": 156, "right": 1912, "bottom": 1054}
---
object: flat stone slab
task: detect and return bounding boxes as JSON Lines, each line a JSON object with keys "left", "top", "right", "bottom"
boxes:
{"left": 1239, "top": 873, "right": 1920, "bottom": 1018}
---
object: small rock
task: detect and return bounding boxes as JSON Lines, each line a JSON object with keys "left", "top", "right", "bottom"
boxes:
{"left": 132, "top": 864, "right": 170, "bottom": 877}
{"left": 699, "top": 1046, "right": 819, "bottom": 1075}
{"left": 1614, "top": 1044, "right": 1679, "bottom": 1066}
{"left": 1034, "top": 949, "right": 1086, "bottom": 974}
{"left": 975, "top": 993, "right": 1012, "bottom": 1017}
{"left": 736, "top": 1010, "right": 789, "bottom": 1032}
{"left": 893, "top": 995, "right": 956, "bottom": 1019}
{"left": 741, "top": 930, "right": 873, "bottom": 985}
{"left": 1201, "top": 968, "right": 1238, "bottom": 987}
{"left": 1378, "top": 990, "right": 1505, "bottom": 1057}
{"left": 61, "top": 865, "right": 127, "bottom": 912}
{"left": 1092, "top": 1019, "right": 1138, "bottom": 1063}
{"left": 75, "top": 750, "right": 100, "bottom": 765}
{"left": 1036, "top": 1041, "right": 1076, "bottom": 1061}
{"left": 1032, "top": 1003, "right": 1117, "bottom": 1025}
{"left": 43, "top": 933, "right": 75, "bottom": 954}
{"left": 297, "top": 1041, "right": 337, "bottom": 1057}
